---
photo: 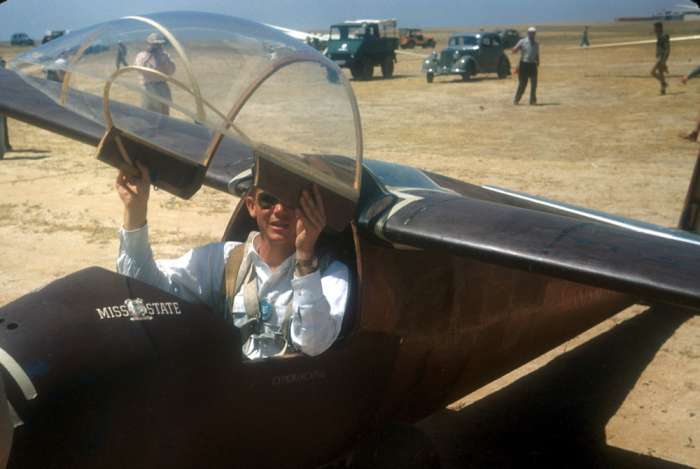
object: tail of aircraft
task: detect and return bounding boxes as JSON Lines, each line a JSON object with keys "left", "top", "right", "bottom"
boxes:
{"left": 678, "top": 152, "right": 700, "bottom": 233}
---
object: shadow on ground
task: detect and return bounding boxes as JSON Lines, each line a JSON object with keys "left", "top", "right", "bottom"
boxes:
{"left": 418, "top": 306, "right": 695, "bottom": 469}
{"left": 6, "top": 148, "right": 51, "bottom": 153}
{"left": 1, "top": 154, "right": 50, "bottom": 161}
{"left": 352, "top": 74, "right": 413, "bottom": 82}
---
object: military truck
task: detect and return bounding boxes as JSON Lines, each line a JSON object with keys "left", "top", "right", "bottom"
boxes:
{"left": 422, "top": 32, "right": 511, "bottom": 83}
{"left": 325, "top": 19, "right": 399, "bottom": 80}
{"left": 399, "top": 28, "right": 436, "bottom": 49}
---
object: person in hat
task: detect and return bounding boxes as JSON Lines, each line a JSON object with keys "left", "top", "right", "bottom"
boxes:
{"left": 134, "top": 33, "right": 176, "bottom": 115}
{"left": 512, "top": 26, "right": 540, "bottom": 105}
{"left": 115, "top": 161, "right": 350, "bottom": 360}
{"left": 651, "top": 22, "right": 670, "bottom": 95}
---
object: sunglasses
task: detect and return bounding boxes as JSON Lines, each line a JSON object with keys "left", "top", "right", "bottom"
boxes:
{"left": 256, "top": 192, "right": 281, "bottom": 210}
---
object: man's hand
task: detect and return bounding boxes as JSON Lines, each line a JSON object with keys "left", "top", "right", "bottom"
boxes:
{"left": 681, "top": 75, "right": 689, "bottom": 85}
{"left": 116, "top": 161, "right": 151, "bottom": 230}
{"left": 295, "top": 185, "right": 326, "bottom": 261}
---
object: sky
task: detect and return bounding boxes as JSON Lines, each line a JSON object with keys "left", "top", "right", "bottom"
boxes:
{"left": 0, "top": 0, "right": 695, "bottom": 39}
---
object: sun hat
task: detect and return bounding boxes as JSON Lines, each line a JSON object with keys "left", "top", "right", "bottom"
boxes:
{"left": 146, "top": 32, "right": 166, "bottom": 45}
{"left": 528, "top": 27, "right": 536, "bottom": 33}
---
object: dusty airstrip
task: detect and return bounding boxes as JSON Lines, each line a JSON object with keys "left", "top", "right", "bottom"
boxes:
{"left": 0, "top": 20, "right": 698, "bottom": 467}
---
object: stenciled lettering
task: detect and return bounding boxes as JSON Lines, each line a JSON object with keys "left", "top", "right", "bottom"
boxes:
{"left": 95, "top": 301, "right": 184, "bottom": 320}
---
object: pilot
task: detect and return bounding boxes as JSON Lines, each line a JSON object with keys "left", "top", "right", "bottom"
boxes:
{"left": 115, "top": 162, "right": 350, "bottom": 360}
{"left": 134, "top": 33, "right": 176, "bottom": 115}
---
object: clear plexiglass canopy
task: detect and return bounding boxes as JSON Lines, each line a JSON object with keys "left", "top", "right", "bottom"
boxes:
{"left": 10, "top": 11, "right": 362, "bottom": 201}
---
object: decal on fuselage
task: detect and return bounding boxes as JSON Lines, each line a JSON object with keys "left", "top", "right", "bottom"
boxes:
{"left": 271, "top": 369, "right": 326, "bottom": 386}
{"left": 95, "top": 298, "right": 182, "bottom": 320}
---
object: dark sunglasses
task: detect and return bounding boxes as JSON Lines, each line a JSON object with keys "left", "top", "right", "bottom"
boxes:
{"left": 256, "top": 192, "right": 280, "bottom": 209}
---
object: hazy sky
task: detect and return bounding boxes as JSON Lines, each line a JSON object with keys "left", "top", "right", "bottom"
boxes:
{"left": 0, "top": 0, "right": 693, "bottom": 38}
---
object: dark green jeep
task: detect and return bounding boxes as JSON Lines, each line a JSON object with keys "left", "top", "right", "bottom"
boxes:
{"left": 422, "top": 32, "right": 511, "bottom": 83}
{"left": 325, "top": 19, "right": 399, "bottom": 80}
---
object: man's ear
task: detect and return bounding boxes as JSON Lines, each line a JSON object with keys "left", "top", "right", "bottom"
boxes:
{"left": 245, "top": 193, "right": 257, "bottom": 218}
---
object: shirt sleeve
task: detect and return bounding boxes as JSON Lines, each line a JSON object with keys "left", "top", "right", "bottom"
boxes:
{"left": 117, "top": 224, "right": 236, "bottom": 311}
{"left": 289, "top": 260, "right": 350, "bottom": 357}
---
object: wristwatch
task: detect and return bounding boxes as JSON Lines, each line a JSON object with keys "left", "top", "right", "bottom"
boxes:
{"left": 295, "top": 256, "right": 319, "bottom": 276}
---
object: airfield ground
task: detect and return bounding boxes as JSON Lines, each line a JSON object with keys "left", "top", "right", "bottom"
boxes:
{"left": 0, "top": 20, "right": 698, "bottom": 467}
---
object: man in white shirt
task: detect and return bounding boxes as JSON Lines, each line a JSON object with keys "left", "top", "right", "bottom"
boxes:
{"left": 116, "top": 162, "right": 350, "bottom": 360}
{"left": 134, "top": 33, "right": 176, "bottom": 115}
{"left": 512, "top": 27, "right": 540, "bottom": 105}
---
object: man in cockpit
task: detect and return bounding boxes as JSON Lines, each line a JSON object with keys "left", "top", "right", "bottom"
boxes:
{"left": 115, "top": 162, "right": 349, "bottom": 360}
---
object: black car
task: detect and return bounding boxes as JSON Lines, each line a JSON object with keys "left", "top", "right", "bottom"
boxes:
{"left": 497, "top": 29, "right": 521, "bottom": 49}
{"left": 42, "top": 30, "right": 65, "bottom": 44}
{"left": 422, "top": 32, "right": 510, "bottom": 83}
{"left": 10, "top": 33, "right": 35, "bottom": 46}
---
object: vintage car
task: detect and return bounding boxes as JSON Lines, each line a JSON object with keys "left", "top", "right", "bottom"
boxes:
{"left": 325, "top": 19, "right": 398, "bottom": 80}
{"left": 41, "top": 30, "right": 66, "bottom": 44}
{"left": 497, "top": 28, "right": 521, "bottom": 49}
{"left": 422, "top": 32, "right": 511, "bottom": 83}
{"left": 10, "top": 33, "right": 34, "bottom": 47}
{"left": 399, "top": 28, "right": 436, "bottom": 49}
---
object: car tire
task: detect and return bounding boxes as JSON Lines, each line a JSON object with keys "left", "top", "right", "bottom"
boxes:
{"left": 462, "top": 62, "right": 474, "bottom": 81}
{"left": 497, "top": 57, "right": 510, "bottom": 79}
{"left": 381, "top": 57, "right": 394, "bottom": 78}
{"left": 350, "top": 61, "right": 363, "bottom": 80}
{"left": 426, "top": 72, "right": 434, "bottom": 83}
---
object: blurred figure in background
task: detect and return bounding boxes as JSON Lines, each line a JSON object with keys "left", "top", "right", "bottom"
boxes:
{"left": 115, "top": 41, "right": 128, "bottom": 69}
{"left": 134, "top": 33, "right": 176, "bottom": 115}
{"left": 651, "top": 22, "right": 670, "bottom": 95}
{"left": 580, "top": 26, "right": 590, "bottom": 48}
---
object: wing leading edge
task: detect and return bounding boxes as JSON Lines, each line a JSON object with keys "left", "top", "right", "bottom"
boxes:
{"left": 0, "top": 69, "right": 250, "bottom": 193}
{"left": 372, "top": 187, "right": 700, "bottom": 310}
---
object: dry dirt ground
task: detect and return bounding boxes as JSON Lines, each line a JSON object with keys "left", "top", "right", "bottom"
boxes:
{"left": 0, "top": 20, "right": 699, "bottom": 467}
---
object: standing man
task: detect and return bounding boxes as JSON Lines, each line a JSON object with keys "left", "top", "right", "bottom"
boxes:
{"left": 115, "top": 41, "right": 128, "bottom": 69}
{"left": 651, "top": 22, "right": 670, "bottom": 95}
{"left": 580, "top": 26, "right": 590, "bottom": 48}
{"left": 134, "top": 33, "right": 176, "bottom": 115}
{"left": 512, "top": 26, "right": 540, "bottom": 105}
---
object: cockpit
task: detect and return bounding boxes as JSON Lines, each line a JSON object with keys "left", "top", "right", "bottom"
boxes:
{"left": 10, "top": 11, "right": 363, "bottom": 361}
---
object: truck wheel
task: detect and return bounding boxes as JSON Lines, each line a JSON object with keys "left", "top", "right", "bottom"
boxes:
{"left": 462, "top": 63, "right": 473, "bottom": 81}
{"left": 350, "top": 61, "right": 363, "bottom": 80}
{"left": 426, "top": 72, "right": 434, "bottom": 83}
{"left": 497, "top": 58, "right": 510, "bottom": 79}
{"left": 361, "top": 59, "right": 374, "bottom": 80}
{"left": 381, "top": 57, "right": 394, "bottom": 78}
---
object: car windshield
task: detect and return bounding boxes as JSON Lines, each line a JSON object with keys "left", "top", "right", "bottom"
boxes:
{"left": 330, "top": 25, "right": 365, "bottom": 41}
{"left": 449, "top": 36, "right": 478, "bottom": 46}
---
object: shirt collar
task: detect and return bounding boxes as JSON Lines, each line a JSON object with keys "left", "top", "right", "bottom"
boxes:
{"left": 246, "top": 232, "right": 295, "bottom": 275}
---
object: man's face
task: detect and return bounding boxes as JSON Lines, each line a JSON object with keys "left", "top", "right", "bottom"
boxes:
{"left": 528, "top": 31, "right": 536, "bottom": 40}
{"left": 245, "top": 189, "right": 296, "bottom": 246}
